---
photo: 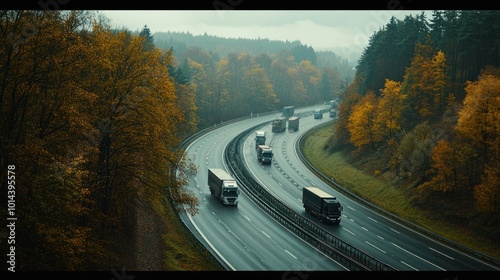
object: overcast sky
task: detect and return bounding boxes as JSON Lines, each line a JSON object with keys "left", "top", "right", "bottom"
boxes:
{"left": 98, "top": 10, "right": 431, "bottom": 64}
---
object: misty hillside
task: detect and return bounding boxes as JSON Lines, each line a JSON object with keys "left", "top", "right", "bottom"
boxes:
{"left": 153, "top": 31, "right": 355, "bottom": 80}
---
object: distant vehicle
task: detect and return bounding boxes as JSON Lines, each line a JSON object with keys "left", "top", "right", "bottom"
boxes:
{"left": 256, "top": 144, "right": 273, "bottom": 165}
{"left": 272, "top": 117, "right": 287, "bottom": 132}
{"left": 282, "top": 106, "right": 295, "bottom": 118}
{"left": 255, "top": 131, "right": 266, "bottom": 148}
{"left": 287, "top": 116, "right": 299, "bottom": 132}
{"left": 313, "top": 109, "right": 323, "bottom": 119}
{"left": 208, "top": 168, "right": 240, "bottom": 206}
{"left": 329, "top": 100, "right": 336, "bottom": 109}
{"left": 302, "top": 187, "right": 342, "bottom": 224}
{"left": 329, "top": 109, "right": 337, "bottom": 118}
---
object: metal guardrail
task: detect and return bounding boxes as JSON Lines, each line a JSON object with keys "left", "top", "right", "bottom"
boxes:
{"left": 225, "top": 124, "right": 396, "bottom": 271}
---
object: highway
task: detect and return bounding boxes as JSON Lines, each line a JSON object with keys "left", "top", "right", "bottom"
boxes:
{"left": 181, "top": 106, "right": 347, "bottom": 271}
{"left": 181, "top": 105, "right": 500, "bottom": 271}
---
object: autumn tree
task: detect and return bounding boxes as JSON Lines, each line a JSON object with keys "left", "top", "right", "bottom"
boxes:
{"left": 392, "top": 121, "right": 435, "bottom": 182}
{"left": 0, "top": 10, "right": 104, "bottom": 270}
{"left": 296, "top": 60, "right": 321, "bottom": 104}
{"left": 328, "top": 77, "right": 363, "bottom": 152}
{"left": 347, "top": 91, "right": 378, "bottom": 151}
{"left": 456, "top": 72, "right": 500, "bottom": 217}
{"left": 242, "top": 66, "right": 279, "bottom": 113}
{"left": 375, "top": 79, "right": 406, "bottom": 141}
{"left": 419, "top": 139, "right": 478, "bottom": 194}
{"left": 401, "top": 36, "right": 449, "bottom": 125}
{"left": 84, "top": 24, "right": 199, "bottom": 229}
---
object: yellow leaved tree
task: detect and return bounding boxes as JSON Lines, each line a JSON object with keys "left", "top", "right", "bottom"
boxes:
{"left": 456, "top": 72, "right": 500, "bottom": 217}
{"left": 347, "top": 91, "right": 378, "bottom": 150}
{"left": 375, "top": 79, "right": 406, "bottom": 141}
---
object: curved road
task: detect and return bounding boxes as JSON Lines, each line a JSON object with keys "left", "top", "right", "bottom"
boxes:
{"left": 181, "top": 107, "right": 347, "bottom": 271}
{"left": 181, "top": 105, "right": 500, "bottom": 271}
{"left": 241, "top": 110, "right": 499, "bottom": 271}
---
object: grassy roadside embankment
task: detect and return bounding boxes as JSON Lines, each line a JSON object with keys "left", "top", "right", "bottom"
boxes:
{"left": 150, "top": 192, "right": 224, "bottom": 271}
{"left": 300, "top": 124, "right": 500, "bottom": 261}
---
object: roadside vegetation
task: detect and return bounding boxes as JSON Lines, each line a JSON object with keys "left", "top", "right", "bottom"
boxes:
{"left": 301, "top": 125, "right": 500, "bottom": 260}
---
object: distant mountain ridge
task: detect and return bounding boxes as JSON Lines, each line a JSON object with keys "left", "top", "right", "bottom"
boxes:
{"left": 153, "top": 31, "right": 355, "bottom": 80}
{"left": 154, "top": 31, "right": 304, "bottom": 56}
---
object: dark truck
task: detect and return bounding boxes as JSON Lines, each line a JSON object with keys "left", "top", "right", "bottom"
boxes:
{"left": 256, "top": 144, "right": 273, "bottom": 165}
{"left": 272, "top": 117, "right": 287, "bottom": 133}
{"left": 302, "top": 187, "right": 342, "bottom": 224}
{"left": 313, "top": 109, "right": 323, "bottom": 119}
{"left": 208, "top": 168, "right": 240, "bottom": 206}
{"left": 287, "top": 116, "right": 299, "bottom": 132}
{"left": 329, "top": 109, "right": 337, "bottom": 118}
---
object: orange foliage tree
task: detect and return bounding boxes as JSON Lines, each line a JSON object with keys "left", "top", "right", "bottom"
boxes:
{"left": 401, "top": 36, "right": 448, "bottom": 123}
{"left": 347, "top": 91, "right": 379, "bottom": 150}
{"left": 456, "top": 73, "right": 500, "bottom": 217}
{"left": 375, "top": 79, "right": 406, "bottom": 141}
{"left": 0, "top": 10, "right": 104, "bottom": 270}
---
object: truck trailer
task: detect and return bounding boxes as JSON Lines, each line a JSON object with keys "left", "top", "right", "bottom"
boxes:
{"left": 208, "top": 168, "right": 240, "bottom": 206}
{"left": 256, "top": 145, "right": 273, "bottom": 165}
{"left": 287, "top": 116, "right": 299, "bottom": 132}
{"left": 272, "top": 117, "right": 287, "bottom": 133}
{"left": 302, "top": 187, "right": 342, "bottom": 224}
{"left": 255, "top": 130, "right": 266, "bottom": 148}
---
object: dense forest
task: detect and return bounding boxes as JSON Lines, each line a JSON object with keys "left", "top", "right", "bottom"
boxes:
{"left": 153, "top": 30, "right": 354, "bottom": 128}
{"left": 0, "top": 10, "right": 199, "bottom": 270}
{"left": 0, "top": 10, "right": 498, "bottom": 270}
{"left": 328, "top": 10, "right": 500, "bottom": 247}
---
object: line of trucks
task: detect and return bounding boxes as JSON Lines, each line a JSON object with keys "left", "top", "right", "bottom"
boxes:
{"left": 208, "top": 166, "right": 344, "bottom": 224}
{"left": 255, "top": 130, "right": 273, "bottom": 164}
{"left": 272, "top": 117, "right": 300, "bottom": 132}
{"left": 207, "top": 105, "right": 343, "bottom": 225}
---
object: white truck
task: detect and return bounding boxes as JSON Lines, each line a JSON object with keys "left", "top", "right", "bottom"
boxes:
{"left": 208, "top": 168, "right": 240, "bottom": 206}
{"left": 287, "top": 116, "right": 299, "bottom": 132}
{"left": 255, "top": 130, "right": 266, "bottom": 148}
